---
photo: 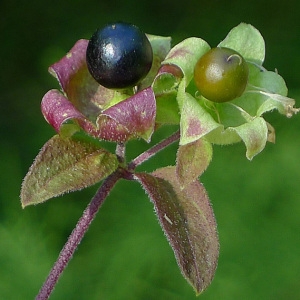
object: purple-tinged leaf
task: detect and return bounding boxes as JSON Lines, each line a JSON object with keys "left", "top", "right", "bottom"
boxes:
{"left": 97, "top": 87, "right": 156, "bottom": 142}
{"left": 41, "top": 89, "right": 86, "bottom": 133}
{"left": 94, "top": 116, "right": 134, "bottom": 143}
{"left": 49, "top": 39, "right": 89, "bottom": 93}
{"left": 21, "top": 135, "right": 119, "bottom": 207}
{"left": 41, "top": 87, "right": 156, "bottom": 143}
{"left": 48, "top": 39, "right": 124, "bottom": 120}
{"left": 135, "top": 166, "right": 219, "bottom": 295}
{"left": 176, "top": 138, "right": 213, "bottom": 187}
{"left": 157, "top": 64, "right": 184, "bottom": 78}
{"left": 233, "top": 117, "right": 268, "bottom": 160}
{"left": 41, "top": 89, "right": 100, "bottom": 139}
{"left": 177, "top": 81, "right": 271, "bottom": 159}
{"left": 178, "top": 86, "right": 221, "bottom": 145}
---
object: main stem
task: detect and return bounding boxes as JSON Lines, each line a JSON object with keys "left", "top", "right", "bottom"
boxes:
{"left": 36, "top": 171, "right": 121, "bottom": 300}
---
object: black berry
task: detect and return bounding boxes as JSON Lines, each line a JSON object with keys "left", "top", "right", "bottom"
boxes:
{"left": 86, "top": 22, "right": 153, "bottom": 89}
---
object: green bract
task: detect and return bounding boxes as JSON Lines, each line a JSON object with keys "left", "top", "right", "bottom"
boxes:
{"left": 154, "top": 23, "right": 299, "bottom": 159}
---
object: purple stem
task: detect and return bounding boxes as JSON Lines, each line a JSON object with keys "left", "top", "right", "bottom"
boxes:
{"left": 128, "top": 129, "right": 180, "bottom": 169}
{"left": 35, "top": 171, "right": 121, "bottom": 300}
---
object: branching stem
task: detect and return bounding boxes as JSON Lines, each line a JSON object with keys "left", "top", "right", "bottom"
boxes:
{"left": 128, "top": 129, "right": 180, "bottom": 170}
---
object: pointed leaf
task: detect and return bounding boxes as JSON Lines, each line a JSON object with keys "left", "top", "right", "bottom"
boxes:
{"left": 135, "top": 167, "right": 219, "bottom": 294}
{"left": 218, "top": 23, "right": 265, "bottom": 65}
{"left": 21, "top": 135, "right": 118, "bottom": 207}
{"left": 176, "top": 138, "right": 213, "bottom": 187}
{"left": 97, "top": 87, "right": 156, "bottom": 142}
{"left": 233, "top": 117, "right": 268, "bottom": 160}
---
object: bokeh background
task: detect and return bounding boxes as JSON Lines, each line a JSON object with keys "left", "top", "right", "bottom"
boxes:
{"left": 1, "top": 0, "right": 300, "bottom": 299}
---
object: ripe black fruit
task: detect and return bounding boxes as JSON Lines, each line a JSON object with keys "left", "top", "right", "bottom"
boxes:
{"left": 86, "top": 22, "right": 153, "bottom": 89}
{"left": 194, "top": 47, "right": 249, "bottom": 103}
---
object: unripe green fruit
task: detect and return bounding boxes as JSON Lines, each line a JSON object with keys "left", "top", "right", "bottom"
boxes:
{"left": 194, "top": 47, "right": 249, "bottom": 103}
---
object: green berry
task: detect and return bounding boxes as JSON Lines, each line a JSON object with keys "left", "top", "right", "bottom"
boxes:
{"left": 194, "top": 47, "right": 249, "bottom": 103}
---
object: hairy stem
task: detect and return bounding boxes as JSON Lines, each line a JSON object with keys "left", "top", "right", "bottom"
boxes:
{"left": 128, "top": 130, "right": 180, "bottom": 170}
{"left": 36, "top": 171, "right": 121, "bottom": 300}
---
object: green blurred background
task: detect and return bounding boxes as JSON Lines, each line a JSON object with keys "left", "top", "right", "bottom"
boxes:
{"left": 1, "top": 0, "right": 300, "bottom": 299}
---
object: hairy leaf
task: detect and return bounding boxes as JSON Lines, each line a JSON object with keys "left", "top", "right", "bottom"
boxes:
{"left": 41, "top": 89, "right": 86, "bottom": 133}
{"left": 176, "top": 138, "right": 213, "bottom": 187}
{"left": 21, "top": 135, "right": 118, "bottom": 207}
{"left": 218, "top": 23, "right": 265, "bottom": 65}
{"left": 97, "top": 87, "right": 156, "bottom": 142}
{"left": 233, "top": 117, "right": 268, "bottom": 160}
{"left": 41, "top": 87, "right": 156, "bottom": 143}
{"left": 178, "top": 85, "right": 221, "bottom": 145}
{"left": 135, "top": 167, "right": 219, "bottom": 294}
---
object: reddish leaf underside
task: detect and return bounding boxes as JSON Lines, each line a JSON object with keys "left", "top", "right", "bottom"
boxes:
{"left": 97, "top": 87, "right": 156, "bottom": 142}
{"left": 41, "top": 87, "right": 156, "bottom": 143}
{"left": 134, "top": 166, "right": 219, "bottom": 294}
{"left": 21, "top": 135, "right": 119, "bottom": 207}
{"left": 41, "top": 89, "right": 86, "bottom": 133}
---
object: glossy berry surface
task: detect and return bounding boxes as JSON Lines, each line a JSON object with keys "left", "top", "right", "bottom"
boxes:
{"left": 86, "top": 22, "right": 153, "bottom": 89}
{"left": 194, "top": 47, "right": 249, "bottom": 103}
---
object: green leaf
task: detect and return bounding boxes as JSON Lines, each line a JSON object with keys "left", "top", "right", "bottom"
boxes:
{"left": 244, "top": 64, "right": 298, "bottom": 117}
{"left": 233, "top": 117, "right": 268, "bottom": 160}
{"left": 178, "top": 83, "right": 221, "bottom": 145}
{"left": 205, "top": 116, "right": 268, "bottom": 159}
{"left": 156, "top": 92, "right": 180, "bottom": 125}
{"left": 162, "top": 37, "right": 210, "bottom": 84}
{"left": 176, "top": 138, "right": 213, "bottom": 187}
{"left": 225, "top": 63, "right": 299, "bottom": 118}
{"left": 135, "top": 166, "right": 219, "bottom": 295}
{"left": 178, "top": 82, "right": 270, "bottom": 159}
{"left": 21, "top": 135, "right": 119, "bottom": 207}
{"left": 218, "top": 23, "right": 265, "bottom": 65}
{"left": 152, "top": 70, "right": 180, "bottom": 95}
